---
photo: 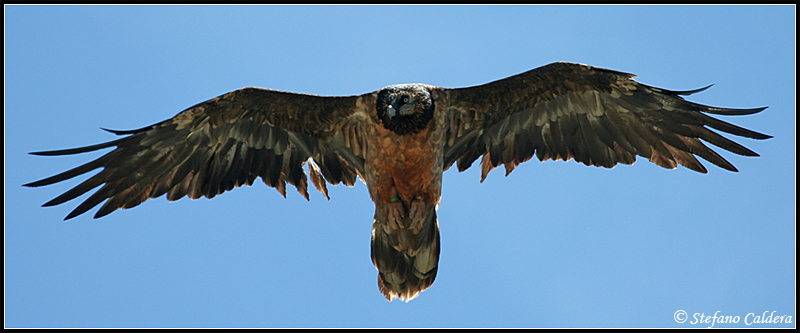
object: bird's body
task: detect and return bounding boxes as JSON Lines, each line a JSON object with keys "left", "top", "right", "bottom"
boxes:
{"left": 26, "top": 62, "right": 771, "bottom": 301}
{"left": 365, "top": 85, "right": 446, "bottom": 300}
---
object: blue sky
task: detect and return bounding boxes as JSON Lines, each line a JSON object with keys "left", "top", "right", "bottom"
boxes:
{"left": 5, "top": 5, "right": 795, "bottom": 328}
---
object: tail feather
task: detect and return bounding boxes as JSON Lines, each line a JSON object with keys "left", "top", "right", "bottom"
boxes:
{"left": 370, "top": 204, "right": 440, "bottom": 302}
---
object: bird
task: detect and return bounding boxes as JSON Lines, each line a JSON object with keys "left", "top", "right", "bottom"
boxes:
{"left": 25, "top": 62, "right": 771, "bottom": 302}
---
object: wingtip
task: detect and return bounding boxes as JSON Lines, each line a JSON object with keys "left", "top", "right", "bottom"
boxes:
{"left": 701, "top": 105, "right": 769, "bottom": 116}
{"left": 29, "top": 150, "right": 59, "bottom": 156}
{"left": 679, "top": 84, "right": 714, "bottom": 96}
{"left": 101, "top": 127, "right": 128, "bottom": 135}
{"left": 63, "top": 212, "right": 79, "bottom": 221}
{"left": 100, "top": 123, "right": 156, "bottom": 135}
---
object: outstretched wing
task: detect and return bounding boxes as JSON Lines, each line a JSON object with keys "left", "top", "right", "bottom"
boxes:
{"left": 25, "top": 87, "right": 374, "bottom": 220}
{"left": 438, "top": 62, "right": 771, "bottom": 181}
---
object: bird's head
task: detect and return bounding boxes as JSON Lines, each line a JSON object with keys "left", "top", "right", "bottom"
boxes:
{"left": 376, "top": 84, "right": 435, "bottom": 135}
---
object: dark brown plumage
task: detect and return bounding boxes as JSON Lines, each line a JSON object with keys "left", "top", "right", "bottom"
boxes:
{"left": 25, "top": 62, "right": 771, "bottom": 301}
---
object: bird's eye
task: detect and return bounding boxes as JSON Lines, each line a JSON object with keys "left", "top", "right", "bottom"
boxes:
{"left": 400, "top": 96, "right": 410, "bottom": 104}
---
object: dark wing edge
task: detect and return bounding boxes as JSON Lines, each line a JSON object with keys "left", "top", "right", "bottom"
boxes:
{"left": 438, "top": 62, "right": 771, "bottom": 181}
{"left": 24, "top": 87, "right": 372, "bottom": 220}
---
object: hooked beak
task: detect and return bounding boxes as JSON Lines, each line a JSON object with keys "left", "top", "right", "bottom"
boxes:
{"left": 387, "top": 102, "right": 411, "bottom": 118}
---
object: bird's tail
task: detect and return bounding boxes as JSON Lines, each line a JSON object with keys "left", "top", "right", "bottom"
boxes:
{"left": 370, "top": 202, "right": 440, "bottom": 302}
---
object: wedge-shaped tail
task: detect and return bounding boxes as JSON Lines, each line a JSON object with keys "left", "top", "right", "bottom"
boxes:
{"left": 371, "top": 203, "right": 440, "bottom": 302}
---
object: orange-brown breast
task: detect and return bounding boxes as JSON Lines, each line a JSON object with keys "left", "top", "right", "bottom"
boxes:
{"left": 363, "top": 108, "right": 446, "bottom": 206}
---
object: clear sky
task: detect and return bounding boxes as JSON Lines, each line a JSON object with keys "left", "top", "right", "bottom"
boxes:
{"left": 5, "top": 5, "right": 795, "bottom": 328}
